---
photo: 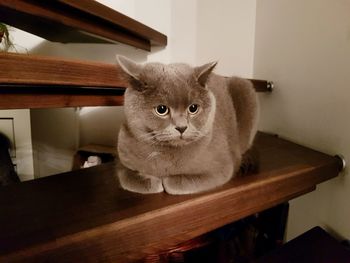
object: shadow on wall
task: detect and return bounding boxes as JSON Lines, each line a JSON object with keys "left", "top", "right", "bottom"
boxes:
{"left": 30, "top": 108, "right": 79, "bottom": 178}
{"left": 78, "top": 106, "right": 125, "bottom": 147}
{"left": 28, "top": 40, "right": 150, "bottom": 63}
{"left": 30, "top": 106, "right": 125, "bottom": 178}
{"left": 32, "top": 142, "right": 76, "bottom": 178}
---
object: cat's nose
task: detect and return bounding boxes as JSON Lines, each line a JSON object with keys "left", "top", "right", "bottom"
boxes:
{"left": 175, "top": 126, "right": 187, "bottom": 134}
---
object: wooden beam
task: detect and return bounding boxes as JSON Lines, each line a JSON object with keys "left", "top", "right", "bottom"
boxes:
{"left": 0, "top": 53, "right": 126, "bottom": 88}
{"left": 0, "top": 133, "right": 342, "bottom": 262}
{"left": 0, "top": 0, "right": 167, "bottom": 51}
{"left": 57, "top": 0, "right": 167, "bottom": 46}
{"left": 0, "top": 53, "right": 273, "bottom": 109}
{"left": 0, "top": 94, "right": 124, "bottom": 109}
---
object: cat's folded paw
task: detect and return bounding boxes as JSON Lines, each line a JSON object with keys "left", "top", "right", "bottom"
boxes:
{"left": 162, "top": 176, "right": 198, "bottom": 195}
{"left": 117, "top": 169, "right": 164, "bottom": 194}
{"left": 163, "top": 172, "right": 233, "bottom": 195}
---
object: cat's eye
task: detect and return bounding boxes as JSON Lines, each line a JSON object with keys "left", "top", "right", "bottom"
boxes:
{"left": 188, "top": 104, "right": 199, "bottom": 114}
{"left": 155, "top": 105, "right": 169, "bottom": 116}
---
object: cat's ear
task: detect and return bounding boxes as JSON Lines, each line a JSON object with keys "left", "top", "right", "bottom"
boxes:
{"left": 195, "top": 61, "right": 217, "bottom": 87}
{"left": 117, "top": 55, "right": 142, "bottom": 80}
{"left": 116, "top": 55, "right": 145, "bottom": 91}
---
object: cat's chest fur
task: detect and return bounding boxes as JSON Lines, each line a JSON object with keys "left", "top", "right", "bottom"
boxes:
{"left": 118, "top": 126, "right": 215, "bottom": 176}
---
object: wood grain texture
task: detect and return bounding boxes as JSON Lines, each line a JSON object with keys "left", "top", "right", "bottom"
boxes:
{"left": 0, "top": 133, "right": 342, "bottom": 262}
{"left": 57, "top": 0, "right": 167, "bottom": 46}
{"left": 0, "top": 94, "right": 124, "bottom": 109}
{"left": 0, "top": 0, "right": 167, "bottom": 50}
{"left": 0, "top": 53, "right": 126, "bottom": 87}
{"left": 0, "top": 53, "right": 273, "bottom": 109}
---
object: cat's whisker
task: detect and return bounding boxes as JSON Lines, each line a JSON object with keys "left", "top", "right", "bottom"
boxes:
{"left": 138, "top": 133, "right": 154, "bottom": 140}
{"left": 186, "top": 131, "right": 204, "bottom": 140}
{"left": 137, "top": 132, "right": 159, "bottom": 142}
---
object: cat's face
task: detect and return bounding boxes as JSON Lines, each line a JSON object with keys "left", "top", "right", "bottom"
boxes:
{"left": 118, "top": 56, "right": 217, "bottom": 147}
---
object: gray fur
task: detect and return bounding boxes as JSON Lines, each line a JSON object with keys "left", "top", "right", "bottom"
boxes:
{"left": 116, "top": 55, "right": 259, "bottom": 195}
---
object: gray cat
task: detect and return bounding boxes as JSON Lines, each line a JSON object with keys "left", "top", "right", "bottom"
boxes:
{"left": 116, "top": 56, "right": 259, "bottom": 195}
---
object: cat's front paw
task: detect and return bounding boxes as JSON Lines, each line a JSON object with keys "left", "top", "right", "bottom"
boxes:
{"left": 163, "top": 173, "right": 232, "bottom": 195}
{"left": 162, "top": 175, "right": 200, "bottom": 195}
{"left": 117, "top": 168, "right": 164, "bottom": 194}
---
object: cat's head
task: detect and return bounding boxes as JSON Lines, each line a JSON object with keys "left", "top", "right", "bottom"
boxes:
{"left": 117, "top": 55, "right": 217, "bottom": 147}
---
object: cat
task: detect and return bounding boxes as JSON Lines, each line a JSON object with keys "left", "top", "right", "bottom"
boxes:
{"left": 116, "top": 55, "right": 259, "bottom": 195}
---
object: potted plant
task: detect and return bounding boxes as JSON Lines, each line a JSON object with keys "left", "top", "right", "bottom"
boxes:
{"left": 0, "top": 23, "right": 14, "bottom": 52}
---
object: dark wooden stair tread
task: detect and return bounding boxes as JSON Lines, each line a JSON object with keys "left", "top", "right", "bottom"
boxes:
{"left": 0, "top": 132, "right": 342, "bottom": 262}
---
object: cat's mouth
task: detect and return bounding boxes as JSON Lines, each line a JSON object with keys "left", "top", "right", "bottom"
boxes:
{"left": 142, "top": 130, "right": 203, "bottom": 146}
{"left": 156, "top": 135, "right": 196, "bottom": 147}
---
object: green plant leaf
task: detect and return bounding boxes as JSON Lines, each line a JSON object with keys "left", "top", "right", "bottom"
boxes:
{"left": 0, "top": 22, "right": 14, "bottom": 52}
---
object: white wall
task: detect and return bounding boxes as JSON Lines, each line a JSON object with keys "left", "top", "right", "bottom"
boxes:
{"left": 254, "top": 0, "right": 350, "bottom": 240}
{"left": 196, "top": 0, "right": 256, "bottom": 77}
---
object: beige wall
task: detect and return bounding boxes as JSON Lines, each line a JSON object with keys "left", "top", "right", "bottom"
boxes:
{"left": 254, "top": 0, "right": 350, "bottom": 240}
{"left": 196, "top": 0, "right": 256, "bottom": 77}
{"left": 30, "top": 108, "right": 79, "bottom": 177}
